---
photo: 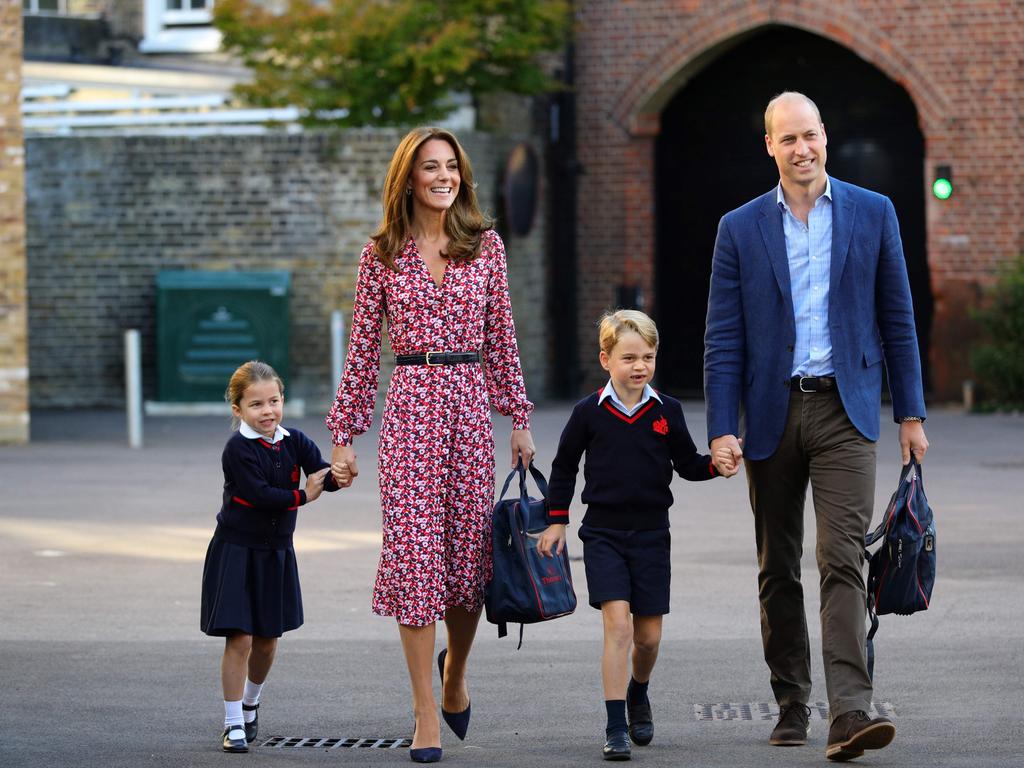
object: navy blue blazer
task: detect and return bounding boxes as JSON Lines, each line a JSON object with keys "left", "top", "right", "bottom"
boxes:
{"left": 704, "top": 177, "right": 926, "bottom": 461}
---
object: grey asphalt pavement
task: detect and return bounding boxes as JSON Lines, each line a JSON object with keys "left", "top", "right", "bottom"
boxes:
{"left": 1, "top": 403, "right": 1022, "bottom": 768}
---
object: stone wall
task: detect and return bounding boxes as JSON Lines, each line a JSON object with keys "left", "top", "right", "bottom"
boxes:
{"left": 24, "top": 129, "right": 549, "bottom": 410}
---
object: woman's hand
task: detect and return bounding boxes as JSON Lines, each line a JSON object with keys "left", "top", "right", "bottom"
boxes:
{"left": 537, "top": 524, "right": 566, "bottom": 557}
{"left": 510, "top": 429, "right": 536, "bottom": 469}
{"left": 331, "top": 444, "right": 359, "bottom": 488}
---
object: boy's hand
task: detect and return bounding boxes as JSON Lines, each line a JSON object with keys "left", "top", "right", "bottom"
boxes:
{"left": 305, "top": 467, "right": 329, "bottom": 502}
{"left": 537, "top": 524, "right": 567, "bottom": 557}
{"left": 711, "top": 435, "right": 743, "bottom": 477}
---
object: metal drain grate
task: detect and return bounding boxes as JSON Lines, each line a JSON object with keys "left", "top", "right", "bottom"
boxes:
{"left": 694, "top": 702, "right": 896, "bottom": 721}
{"left": 260, "top": 737, "right": 411, "bottom": 749}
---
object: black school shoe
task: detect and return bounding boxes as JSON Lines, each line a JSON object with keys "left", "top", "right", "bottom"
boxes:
{"left": 603, "top": 730, "right": 632, "bottom": 761}
{"left": 222, "top": 723, "right": 248, "bottom": 753}
{"left": 242, "top": 702, "right": 259, "bottom": 743}
{"left": 627, "top": 698, "right": 653, "bottom": 746}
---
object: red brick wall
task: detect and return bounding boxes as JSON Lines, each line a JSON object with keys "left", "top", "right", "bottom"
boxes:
{"left": 575, "top": 0, "right": 1024, "bottom": 400}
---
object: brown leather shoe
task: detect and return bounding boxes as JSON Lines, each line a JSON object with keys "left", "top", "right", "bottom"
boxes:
{"left": 769, "top": 703, "right": 811, "bottom": 746}
{"left": 826, "top": 710, "right": 895, "bottom": 761}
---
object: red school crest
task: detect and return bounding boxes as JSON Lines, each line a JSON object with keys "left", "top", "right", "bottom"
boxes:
{"left": 652, "top": 416, "right": 669, "bottom": 435}
{"left": 291, "top": 465, "right": 300, "bottom": 483}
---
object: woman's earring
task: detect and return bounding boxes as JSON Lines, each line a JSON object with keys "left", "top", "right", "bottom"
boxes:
{"left": 405, "top": 187, "right": 411, "bottom": 195}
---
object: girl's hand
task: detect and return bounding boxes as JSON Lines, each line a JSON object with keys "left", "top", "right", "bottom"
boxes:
{"left": 537, "top": 524, "right": 566, "bottom": 557}
{"left": 331, "top": 444, "right": 358, "bottom": 488}
{"left": 305, "top": 467, "right": 329, "bottom": 502}
{"left": 510, "top": 429, "right": 536, "bottom": 469}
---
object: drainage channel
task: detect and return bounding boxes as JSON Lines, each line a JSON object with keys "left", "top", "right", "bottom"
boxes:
{"left": 261, "top": 737, "right": 412, "bottom": 749}
{"left": 694, "top": 702, "right": 896, "bottom": 721}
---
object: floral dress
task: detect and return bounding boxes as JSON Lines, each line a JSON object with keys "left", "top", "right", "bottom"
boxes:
{"left": 326, "top": 229, "right": 533, "bottom": 626}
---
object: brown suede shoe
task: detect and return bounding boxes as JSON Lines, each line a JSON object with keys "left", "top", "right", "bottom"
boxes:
{"left": 769, "top": 703, "right": 811, "bottom": 746}
{"left": 826, "top": 710, "right": 895, "bottom": 761}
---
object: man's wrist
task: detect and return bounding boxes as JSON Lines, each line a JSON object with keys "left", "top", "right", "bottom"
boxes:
{"left": 901, "top": 416, "right": 923, "bottom": 423}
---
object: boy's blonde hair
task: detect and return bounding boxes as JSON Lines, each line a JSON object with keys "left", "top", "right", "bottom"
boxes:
{"left": 598, "top": 309, "right": 659, "bottom": 354}
{"left": 225, "top": 360, "right": 284, "bottom": 430}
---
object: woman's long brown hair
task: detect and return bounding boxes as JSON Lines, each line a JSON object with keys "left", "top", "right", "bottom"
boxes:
{"left": 371, "top": 127, "right": 493, "bottom": 271}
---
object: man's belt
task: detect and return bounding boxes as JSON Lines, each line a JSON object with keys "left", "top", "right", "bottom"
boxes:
{"left": 395, "top": 351, "right": 481, "bottom": 367}
{"left": 792, "top": 375, "right": 837, "bottom": 392}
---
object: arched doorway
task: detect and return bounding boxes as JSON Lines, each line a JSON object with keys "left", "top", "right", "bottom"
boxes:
{"left": 655, "top": 25, "right": 932, "bottom": 396}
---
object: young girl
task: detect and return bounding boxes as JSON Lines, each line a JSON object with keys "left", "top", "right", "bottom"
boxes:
{"left": 200, "top": 360, "right": 344, "bottom": 753}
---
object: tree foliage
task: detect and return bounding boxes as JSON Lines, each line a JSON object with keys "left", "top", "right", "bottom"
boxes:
{"left": 970, "top": 255, "right": 1024, "bottom": 410}
{"left": 214, "top": 0, "right": 572, "bottom": 126}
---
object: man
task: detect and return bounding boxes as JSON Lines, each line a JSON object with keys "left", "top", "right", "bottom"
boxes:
{"left": 703, "top": 92, "right": 929, "bottom": 762}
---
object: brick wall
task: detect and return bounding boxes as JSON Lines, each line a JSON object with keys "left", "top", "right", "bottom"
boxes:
{"left": 574, "top": 0, "right": 1024, "bottom": 399}
{"left": 0, "top": 0, "right": 29, "bottom": 444}
{"left": 24, "top": 130, "right": 549, "bottom": 410}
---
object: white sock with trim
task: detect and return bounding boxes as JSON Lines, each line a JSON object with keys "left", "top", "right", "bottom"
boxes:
{"left": 224, "top": 699, "right": 244, "bottom": 728}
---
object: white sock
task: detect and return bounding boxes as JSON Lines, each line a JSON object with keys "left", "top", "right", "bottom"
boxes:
{"left": 224, "top": 699, "right": 244, "bottom": 728}
{"left": 243, "top": 679, "right": 264, "bottom": 707}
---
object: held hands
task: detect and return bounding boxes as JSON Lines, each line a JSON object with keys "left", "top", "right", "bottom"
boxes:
{"left": 899, "top": 420, "right": 929, "bottom": 465}
{"left": 711, "top": 435, "right": 744, "bottom": 478}
{"left": 331, "top": 443, "right": 359, "bottom": 488}
{"left": 511, "top": 429, "right": 536, "bottom": 469}
{"left": 305, "top": 468, "right": 330, "bottom": 502}
{"left": 537, "top": 524, "right": 566, "bottom": 558}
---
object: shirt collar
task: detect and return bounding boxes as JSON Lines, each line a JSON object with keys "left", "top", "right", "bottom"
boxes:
{"left": 239, "top": 422, "right": 290, "bottom": 443}
{"left": 598, "top": 380, "right": 662, "bottom": 411}
{"left": 777, "top": 175, "right": 832, "bottom": 211}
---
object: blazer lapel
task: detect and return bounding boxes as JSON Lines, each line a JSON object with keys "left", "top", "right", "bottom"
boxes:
{"left": 757, "top": 192, "right": 793, "bottom": 305}
{"left": 829, "top": 180, "right": 856, "bottom": 295}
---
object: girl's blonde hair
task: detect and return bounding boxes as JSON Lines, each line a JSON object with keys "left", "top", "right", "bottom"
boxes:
{"left": 225, "top": 360, "right": 284, "bottom": 430}
{"left": 371, "top": 126, "right": 492, "bottom": 271}
{"left": 598, "top": 309, "right": 659, "bottom": 354}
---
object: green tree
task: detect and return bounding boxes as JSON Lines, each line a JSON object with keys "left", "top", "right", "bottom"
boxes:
{"left": 970, "top": 255, "right": 1024, "bottom": 410}
{"left": 214, "top": 0, "right": 572, "bottom": 126}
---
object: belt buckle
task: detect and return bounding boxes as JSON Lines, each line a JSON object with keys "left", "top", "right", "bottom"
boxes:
{"left": 425, "top": 350, "right": 443, "bottom": 367}
{"left": 799, "top": 376, "right": 816, "bottom": 393}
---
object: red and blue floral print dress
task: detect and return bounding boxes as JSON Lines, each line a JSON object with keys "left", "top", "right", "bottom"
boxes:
{"left": 326, "top": 229, "right": 533, "bottom": 626}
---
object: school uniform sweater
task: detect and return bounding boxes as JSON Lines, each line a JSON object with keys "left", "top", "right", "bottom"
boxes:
{"left": 546, "top": 391, "right": 717, "bottom": 530}
{"left": 215, "top": 428, "right": 339, "bottom": 549}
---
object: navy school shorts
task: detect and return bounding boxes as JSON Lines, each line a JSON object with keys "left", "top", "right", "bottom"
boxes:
{"left": 577, "top": 524, "right": 671, "bottom": 616}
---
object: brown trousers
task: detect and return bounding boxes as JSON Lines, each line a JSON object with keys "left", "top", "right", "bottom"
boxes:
{"left": 745, "top": 388, "right": 876, "bottom": 717}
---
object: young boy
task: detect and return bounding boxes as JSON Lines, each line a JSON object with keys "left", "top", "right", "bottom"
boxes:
{"left": 538, "top": 310, "right": 731, "bottom": 761}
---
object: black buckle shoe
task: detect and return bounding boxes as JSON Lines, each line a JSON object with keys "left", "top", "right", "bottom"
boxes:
{"left": 627, "top": 699, "right": 653, "bottom": 746}
{"left": 222, "top": 723, "right": 248, "bottom": 753}
{"left": 242, "top": 702, "right": 259, "bottom": 744}
{"left": 603, "top": 730, "right": 631, "bottom": 761}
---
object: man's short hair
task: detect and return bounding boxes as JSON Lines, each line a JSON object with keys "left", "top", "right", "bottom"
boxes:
{"left": 765, "top": 91, "right": 822, "bottom": 135}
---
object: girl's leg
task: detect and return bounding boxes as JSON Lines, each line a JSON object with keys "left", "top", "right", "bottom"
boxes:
{"left": 222, "top": 633, "right": 252, "bottom": 702}
{"left": 398, "top": 621, "right": 441, "bottom": 750}
{"left": 440, "top": 606, "right": 480, "bottom": 713}
{"left": 631, "top": 615, "right": 663, "bottom": 684}
{"left": 601, "top": 600, "right": 633, "bottom": 701}
{"left": 248, "top": 636, "right": 278, "bottom": 684}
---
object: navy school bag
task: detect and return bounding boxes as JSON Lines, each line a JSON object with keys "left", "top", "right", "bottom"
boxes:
{"left": 864, "top": 456, "right": 936, "bottom": 678}
{"left": 485, "top": 461, "right": 577, "bottom": 648}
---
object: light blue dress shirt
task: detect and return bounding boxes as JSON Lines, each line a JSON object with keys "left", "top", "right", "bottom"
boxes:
{"left": 777, "top": 178, "right": 834, "bottom": 377}
{"left": 599, "top": 380, "right": 662, "bottom": 417}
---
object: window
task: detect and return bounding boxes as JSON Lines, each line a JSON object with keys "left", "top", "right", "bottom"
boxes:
{"left": 23, "top": 0, "right": 68, "bottom": 13}
{"left": 163, "top": 0, "right": 214, "bottom": 25}
{"left": 141, "top": 0, "right": 221, "bottom": 53}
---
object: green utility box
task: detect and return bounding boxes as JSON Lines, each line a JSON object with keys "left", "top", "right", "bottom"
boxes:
{"left": 156, "top": 271, "right": 291, "bottom": 402}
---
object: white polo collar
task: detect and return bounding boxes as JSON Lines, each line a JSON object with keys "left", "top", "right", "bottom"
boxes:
{"left": 598, "top": 380, "right": 662, "bottom": 416}
{"left": 239, "top": 422, "right": 290, "bottom": 443}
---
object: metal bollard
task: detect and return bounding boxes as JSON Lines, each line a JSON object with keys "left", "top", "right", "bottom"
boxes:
{"left": 124, "top": 329, "right": 143, "bottom": 448}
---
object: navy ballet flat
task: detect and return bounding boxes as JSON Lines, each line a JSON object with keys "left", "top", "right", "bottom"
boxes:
{"left": 409, "top": 746, "right": 443, "bottom": 763}
{"left": 242, "top": 702, "right": 259, "bottom": 743}
{"left": 437, "top": 648, "right": 471, "bottom": 741}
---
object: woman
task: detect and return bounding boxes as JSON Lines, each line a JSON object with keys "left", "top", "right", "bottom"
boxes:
{"left": 326, "top": 127, "right": 535, "bottom": 763}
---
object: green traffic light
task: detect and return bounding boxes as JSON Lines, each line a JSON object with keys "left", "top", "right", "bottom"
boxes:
{"left": 933, "top": 178, "right": 953, "bottom": 200}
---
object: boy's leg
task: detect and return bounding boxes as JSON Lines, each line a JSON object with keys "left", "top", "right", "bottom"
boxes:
{"left": 601, "top": 600, "right": 633, "bottom": 760}
{"left": 627, "top": 615, "right": 662, "bottom": 746}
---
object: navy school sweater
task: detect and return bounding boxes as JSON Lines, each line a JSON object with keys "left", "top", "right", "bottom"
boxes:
{"left": 215, "top": 428, "right": 339, "bottom": 549}
{"left": 546, "top": 391, "right": 717, "bottom": 530}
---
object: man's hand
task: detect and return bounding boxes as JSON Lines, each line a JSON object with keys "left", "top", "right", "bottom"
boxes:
{"left": 710, "top": 434, "right": 743, "bottom": 477}
{"left": 331, "top": 444, "right": 359, "bottom": 488}
{"left": 899, "top": 421, "right": 929, "bottom": 465}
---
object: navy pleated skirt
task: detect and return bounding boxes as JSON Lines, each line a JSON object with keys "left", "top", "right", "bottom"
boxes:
{"left": 200, "top": 536, "right": 303, "bottom": 638}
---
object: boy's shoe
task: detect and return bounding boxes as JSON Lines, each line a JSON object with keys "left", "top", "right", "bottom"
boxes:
{"left": 825, "top": 710, "right": 895, "bottom": 762}
{"left": 602, "top": 730, "right": 632, "bottom": 761}
{"left": 626, "top": 699, "right": 653, "bottom": 746}
{"left": 769, "top": 702, "right": 811, "bottom": 746}
{"left": 221, "top": 723, "right": 248, "bottom": 753}
{"left": 242, "top": 702, "right": 259, "bottom": 743}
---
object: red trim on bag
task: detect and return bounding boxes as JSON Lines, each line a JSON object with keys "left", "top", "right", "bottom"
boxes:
{"left": 232, "top": 496, "right": 254, "bottom": 507}
{"left": 904, "top": 480, "right": 924, "bottom": 533}
{"left": 915, "top": 574, "right": 929, "bottom": 608}
{"left": 602, "top": 400, "right": 655, "bottom": 424}
{"left": 513, "top": 512, "right": 548, "bottom": 618}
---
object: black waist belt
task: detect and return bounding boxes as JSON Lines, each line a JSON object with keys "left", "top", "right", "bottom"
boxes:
{"left": 791, "top": 375, "right": 837, "bottom": 392}
{"left": 395, "top": 351, "right": 481, "bottom": 366}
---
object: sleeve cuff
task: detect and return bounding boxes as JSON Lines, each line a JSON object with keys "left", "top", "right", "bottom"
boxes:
{"left": 332, "top": 430, "right": 353, "bottom": 447}
{"left": 547, "top": 509, "right": 569, "bottom": 525}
